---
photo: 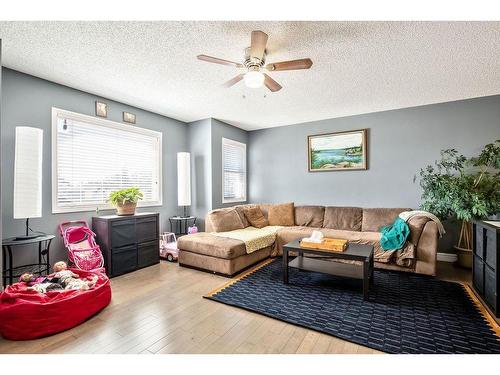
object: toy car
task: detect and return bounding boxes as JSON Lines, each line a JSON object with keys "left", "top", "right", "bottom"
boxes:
{"left": 160, "top": 232, "right": 179, "bottom": 262}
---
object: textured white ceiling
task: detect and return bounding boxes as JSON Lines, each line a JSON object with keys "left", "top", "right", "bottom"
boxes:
{"left": 1, "top": 21, "right": 500, "bottom": 130}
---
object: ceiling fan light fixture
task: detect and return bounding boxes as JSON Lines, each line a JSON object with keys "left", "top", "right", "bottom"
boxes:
{"left": 244, "top": 70, "right": 265, "bottom": 88}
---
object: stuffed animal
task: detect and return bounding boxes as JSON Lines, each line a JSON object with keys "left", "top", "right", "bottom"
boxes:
{"left": 53, "top": 261, "right": 98, "bottom": 291}
{"left": 20, "top": 273, "right": 63, "bottom": 293}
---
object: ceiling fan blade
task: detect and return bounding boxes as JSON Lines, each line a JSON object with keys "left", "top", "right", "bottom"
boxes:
{"left": 265, "top": 58, "right": 313, "bottom": 71}
{"left": 222, "top": 74, "right": 245, "bottom": 88}
{"left": 250, "top": 30, "right": 268, "bottom": 60}
{"left": 197, "top": 54, "right": 243, "bottom": 68}
{"left": 263, "top": 74, "right": 282, "bottom": 92}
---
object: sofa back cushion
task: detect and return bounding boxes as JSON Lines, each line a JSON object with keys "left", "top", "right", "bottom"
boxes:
{"left": 362, "top": 208, "right": 411, "bottom": 232}
{"left": 243, "top": 206, "right": 269, "bottom": 228}
{"left": 323, "top": 206, "right": 363, "bottom": 231}
{"left": 206, "top": 208, "right": 245, "bottom": 232}
{"left": 267, "top": 202, "right": 295, "bottom": 226}
{"left": 295, "top": 206, "right": 325, "bottom": 227}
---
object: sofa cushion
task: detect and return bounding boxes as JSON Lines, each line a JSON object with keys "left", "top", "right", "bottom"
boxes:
{"left": 234, "top": 204, "right": 257, "bottom": 228}
{"left": 243, "top": 206, "right": 269, "bottom": 228}
{"left": 177, "top": 232, "right": 246, "bottom": 259}
{"left": 323, "top": 206, "right": 363, "bottom": 231}
{"left": 361, "top": 208, "right": 411, "bottom": 232}
{"left": 267, "top": 202, "right": 295, "bottom": 226}
{"left": 207, "top": 208, "right": 246, "bottom": 232}
{"left": 294, "top": 205, "right": 325, "bottom": 227}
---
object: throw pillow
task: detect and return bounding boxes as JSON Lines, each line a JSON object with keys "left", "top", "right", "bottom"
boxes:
{"left": 243, "top": 206, "right": 269, "bottom": 228}
{"left": 207, "top": 208, "right": 245, "bottom": 232}
{"left": 268, "top": 202, "right": 295, "bottom": 226}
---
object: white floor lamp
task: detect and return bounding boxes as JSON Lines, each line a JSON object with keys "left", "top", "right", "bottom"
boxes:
{"left": 177, "top": 152, "right": 191, "bottom": 218}
{"left": 13, "top": 127, "right": 43, "bottom": 240}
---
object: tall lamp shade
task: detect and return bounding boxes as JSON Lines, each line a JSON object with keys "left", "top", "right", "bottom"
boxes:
{"left": 14, "top": 127, "right": 43, "bottom": 220}
{"left": 177, "top": 152, "right": 191, "bottom": 209}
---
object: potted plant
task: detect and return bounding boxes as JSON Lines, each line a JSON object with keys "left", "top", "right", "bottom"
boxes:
{"left": 415, "top": 140, "right": 499, "bottom": 268}
{"left": 108, "top": 187, "right": 144, "bottom": 216}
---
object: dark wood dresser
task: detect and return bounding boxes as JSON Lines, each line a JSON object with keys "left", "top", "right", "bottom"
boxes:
{"left": 472, "top": 220, "right": 500, "bottom": 317}
{"left": 92, "top": 212, "right": 160, "bottom": 277}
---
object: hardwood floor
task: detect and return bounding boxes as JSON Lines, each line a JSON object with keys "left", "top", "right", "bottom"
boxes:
{"left": 0, "top": 260, "right": 471, "bottom": 354}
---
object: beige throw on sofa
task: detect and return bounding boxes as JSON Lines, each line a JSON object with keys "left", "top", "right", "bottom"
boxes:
{"left": 212, "top": 226, "right": 284, "bottom": 254}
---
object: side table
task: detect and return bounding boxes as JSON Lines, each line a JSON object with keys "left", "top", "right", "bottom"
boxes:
{"left": 2, "top": 234, "right": 56, "bottom": 287}
{"left": 169, "top": 216, "right": 196, "bottom": 236}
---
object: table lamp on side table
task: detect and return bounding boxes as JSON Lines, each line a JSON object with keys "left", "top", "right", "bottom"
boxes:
{"left": 13, "top": 127, "right": 43, "bottom": 241}
{"left": 177, "top": 152, "right": 191, "bottom": 218}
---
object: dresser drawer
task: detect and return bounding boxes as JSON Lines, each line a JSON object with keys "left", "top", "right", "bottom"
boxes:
{"left": 111, "top": 219, "right": 136, "bottom": 247}
{"left": 136, "top": 216, "right": 158, "bottom": 243}
{"left": 485, "top": 265, "right": 497, "bottom": 312}
{"left": 474, "top": 225, "right": 484, "bottom": 259}
{"left": 138, "top": 240, "right": 159, "bottom": 268}
{"left": 486, "top": 230, "right": 498, "bottom": 269}
{"left": 473, "top": 254, "right": 484, "bottom": 294}
{"left": 112, "top": 245, "right": 137, "bottom": 276}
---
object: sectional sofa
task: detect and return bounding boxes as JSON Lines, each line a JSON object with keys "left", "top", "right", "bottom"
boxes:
{"left": 177, "top": 203, "right": 439, "bottom": 277}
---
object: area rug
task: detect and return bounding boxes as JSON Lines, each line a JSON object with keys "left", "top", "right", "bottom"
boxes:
{"left": 205, "top": 259, "right": 500, "bottom": 354}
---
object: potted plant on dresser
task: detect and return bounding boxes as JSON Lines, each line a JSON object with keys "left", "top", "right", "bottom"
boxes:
{"left": 416, "top": 140, "right": 499, "bottom": 268}
{"left": 108, "top": 187, "right": 144, "bottom": 216}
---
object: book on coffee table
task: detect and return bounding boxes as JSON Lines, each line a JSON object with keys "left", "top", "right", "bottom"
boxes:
{"left": 299, "top": 237, "right": 348, "bottom": 252}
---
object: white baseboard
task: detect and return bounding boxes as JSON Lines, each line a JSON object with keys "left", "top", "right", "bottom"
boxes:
{"left": 437, "top": 252, "right": 458, "bottom": 262}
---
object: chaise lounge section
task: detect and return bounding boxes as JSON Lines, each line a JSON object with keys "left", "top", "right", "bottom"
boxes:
{"left": 178, "top": 203, "right": 438, "bottom": 277}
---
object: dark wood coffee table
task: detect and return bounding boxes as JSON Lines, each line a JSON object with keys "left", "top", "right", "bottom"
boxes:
{"left": 283, "top": 239, "right": 374, "bottom": 300}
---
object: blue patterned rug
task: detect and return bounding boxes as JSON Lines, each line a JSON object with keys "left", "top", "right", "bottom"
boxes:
{"left": 205, "top": 259, "right": 500, "bottom": 354}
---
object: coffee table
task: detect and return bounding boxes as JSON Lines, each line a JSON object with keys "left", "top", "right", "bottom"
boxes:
{"left": 283, "top": 239, "right": 374, "bottom": 300}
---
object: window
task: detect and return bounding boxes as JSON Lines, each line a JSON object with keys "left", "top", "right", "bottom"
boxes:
{"left": 222, "top": 137, "right": 246, "bottom": 203}
{"left": 52, "top": 108, "right": 162, "bottom": 213}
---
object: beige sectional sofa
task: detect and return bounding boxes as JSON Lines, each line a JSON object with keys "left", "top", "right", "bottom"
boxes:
{"left": 177, "top": 204, "right": 439, "bottom": 277}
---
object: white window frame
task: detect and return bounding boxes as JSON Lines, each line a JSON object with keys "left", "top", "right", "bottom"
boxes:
{"left": 222, "top": 137, "right": 247, "bottom": 204}
{"left": 51, "top": 107, "right": 163, "bottom": 214}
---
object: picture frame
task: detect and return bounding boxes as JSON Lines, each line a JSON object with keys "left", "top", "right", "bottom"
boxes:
{"left": 95, "top": 101, "right": 108, "bottom": 118}
{"left": 123, "top": 111, "right": 136, "bottom": 124}
{"left": 308, "top": 129, "right": 367, "bottom": 172}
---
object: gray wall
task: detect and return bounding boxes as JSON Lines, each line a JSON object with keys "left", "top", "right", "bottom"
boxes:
{"left": 248, "top": 95, "right": 500, "bottom": 252}
{"left": 186, "top": 118, "right": 250, "bottom": 230}
{"left": 188, "top": 119, "right": 212, "bottom": 231}
{"left": 211, "top": 118, "right": 249, "bottom": 209}
{"left": 1, "top": 68, "right": 189, "bottom": 264}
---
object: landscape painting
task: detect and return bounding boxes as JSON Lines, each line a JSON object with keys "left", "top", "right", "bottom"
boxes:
{"left": 308, "top": 129, "right": 367, "bottom": 171}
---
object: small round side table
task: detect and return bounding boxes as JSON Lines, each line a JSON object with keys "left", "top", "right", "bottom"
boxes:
{"left": 2, "top": 234, "right": 55, "bottom": 287}
{"left": 168, "top": 216, "right": 197, "bottom": 236}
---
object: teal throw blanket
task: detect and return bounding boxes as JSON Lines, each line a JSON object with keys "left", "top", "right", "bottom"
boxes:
{"left": 380, "top": 217, "right": 410, "bottom": 250}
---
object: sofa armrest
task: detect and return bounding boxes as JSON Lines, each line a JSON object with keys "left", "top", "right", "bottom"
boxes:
{"left": 415, "top": 221, "right": 438, "bottom": 276}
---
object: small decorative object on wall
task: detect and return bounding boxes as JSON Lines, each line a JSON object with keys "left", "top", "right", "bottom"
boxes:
{"left": 123, "top": 111, "right": 136, "bottom": 124}
{"left": 308, "top": 129, "right": 367, "bottom": 172}
{"left": 95, "top": 101, "right": 108, "bottom": 118}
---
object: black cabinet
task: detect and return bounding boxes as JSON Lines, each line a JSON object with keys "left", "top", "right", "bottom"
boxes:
{"left": 472, "top": 220, "right": 500, "bottom": 317}
{"left": 93, "top": 213, "right": 160, "bottom": 277}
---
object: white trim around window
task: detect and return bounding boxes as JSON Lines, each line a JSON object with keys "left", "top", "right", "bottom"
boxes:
{"left": 222, "top": 137, "right": 247, "bottom": 204}
{"left": 51, "top": 107, "right": 163, "bottom": 213}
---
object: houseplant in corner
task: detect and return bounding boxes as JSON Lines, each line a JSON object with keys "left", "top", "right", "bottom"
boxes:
{"left": 108, "top": 187, "right": 144, "bottom": 216}
{"left": 415, "top": 140, "right": 500, "bottom": 268}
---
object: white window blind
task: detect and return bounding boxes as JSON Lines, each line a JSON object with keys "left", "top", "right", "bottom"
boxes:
{"left": 222, "top": 137, "right": 246, "bottom": 203}
{"left": 52, "top": 108, "right": 162, "bottom": 213}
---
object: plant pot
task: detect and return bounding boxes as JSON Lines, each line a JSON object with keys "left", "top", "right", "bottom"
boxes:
{"left": 455, "top": 246, "right": 473, "bottom": 269}
{"left": 116, "top": 202, "right": 137, "bottom": 216}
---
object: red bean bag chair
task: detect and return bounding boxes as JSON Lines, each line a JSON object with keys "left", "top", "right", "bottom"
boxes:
{"left": 0, "top": 268, "right": 111, "bottom": 340}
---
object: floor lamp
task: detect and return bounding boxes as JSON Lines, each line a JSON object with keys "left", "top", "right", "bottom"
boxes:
{"left": 13, "top": 127, "right": 43, "bottom": 240}
{"left": 177, "top": 152, "right": 191, "bottom": 218}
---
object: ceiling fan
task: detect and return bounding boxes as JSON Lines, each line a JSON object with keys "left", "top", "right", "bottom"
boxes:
{"left": 197, "top": 30, "right": 313, "bottom": 92}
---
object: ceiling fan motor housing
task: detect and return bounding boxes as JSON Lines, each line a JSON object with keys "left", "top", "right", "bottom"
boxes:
{"left": 244, "top": 47, "right": 266, "bottom": 69}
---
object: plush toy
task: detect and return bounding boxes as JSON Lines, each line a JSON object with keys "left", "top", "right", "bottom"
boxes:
{"left": 53, "top": 261, "right": 98, "bottom": 291}
{"left": 20, "top": 273, "right": 63, "bottom": 293}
